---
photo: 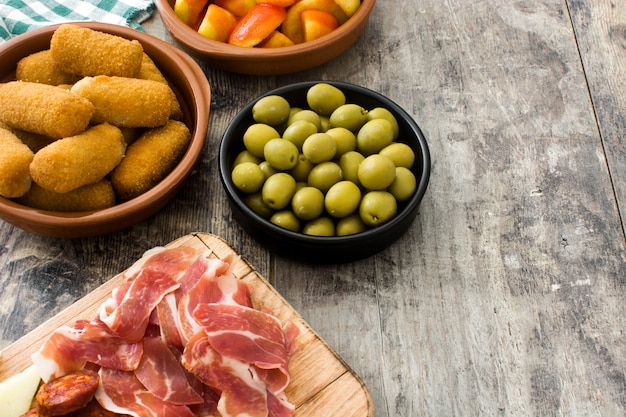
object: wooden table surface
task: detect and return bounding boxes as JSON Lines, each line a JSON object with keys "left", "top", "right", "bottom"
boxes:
{"left": 1, "top": 1, "right": 624, "bottom": 415}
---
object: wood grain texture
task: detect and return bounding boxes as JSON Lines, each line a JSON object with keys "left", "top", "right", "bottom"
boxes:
{"left": 0, "top": 233, "right": 374, "bottom": 417}
{"left": 567, "top": 0, "right": 626, "bottom": 232}
{"left": 0, "top": 1, "right": 624, "bottom": 416}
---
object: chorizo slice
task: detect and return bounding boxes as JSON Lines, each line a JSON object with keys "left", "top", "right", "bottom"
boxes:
{"left": 35, "top": 369, "right": 99, "bottom": 416}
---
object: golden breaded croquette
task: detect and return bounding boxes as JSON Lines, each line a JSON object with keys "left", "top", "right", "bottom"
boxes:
{"left": 16, "top": 180, "right": 116, "bottom": 212}
{"left": 137, "top": 53, "right": 169, "bottom": 84}
{"left": 70, "top": 76, "right": 175, "bottom": 128}
{"left": 30, "top": 123, "right": 126, "bottom": 193}
{"left": 137, "top": 54, "right": 184, "bottom": 121}
{"left": 0, "top": 127, "right": 34, "bottom": 198}
{"left": 16, "top": 50, "right": 82, "bottom": 85}
{"left": 0, "top": 122, "right": 57, "bottom": 153}
{"left": 0, "top": 81, "right": 94, "bottom": 139}
{"left": 110, "top": 120, "right": 191, "bottom": 201}
{"left": 50, "top": 24, "right": 143, "bottom": 78}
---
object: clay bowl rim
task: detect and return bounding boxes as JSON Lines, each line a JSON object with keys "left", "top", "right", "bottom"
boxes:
{"left": 218, "top": 80, "right": 431, "bottom": 260}
{"left": 155, "top": 0, "right": 376, "bottom": 59}
{"left": 0, "top": 22, "right": 210, "bottom": 234}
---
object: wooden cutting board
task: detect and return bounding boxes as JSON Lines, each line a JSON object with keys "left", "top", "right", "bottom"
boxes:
{"left": 0, "top": 233, "right": 374, "bottom": 417}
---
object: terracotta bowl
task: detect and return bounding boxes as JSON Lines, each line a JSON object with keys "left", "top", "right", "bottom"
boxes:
{"left": 0, "top": 22, "right": 211, "bottom": 238}
{"left": 219, "top": 81, "right": 431, "bottom": 263}
{"left": 155, "top": 0, "right": 376, "bottom": 75}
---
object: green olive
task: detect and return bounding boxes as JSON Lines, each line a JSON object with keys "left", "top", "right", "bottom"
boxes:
{"left": 282, "top": 120, "right": 318, "bottom": 150}
{"left": 289, "top": 154, "right": 315, "bottom": 182}
{"left": 329, "top": 103, "right": 368, "bottom": 132}
{"left": 320, "top": 116, "right": 331, "bottom": 132}
{"left": 325, "top": 181, "right": 361, "bottom": 218}
{"left": 357, "top": 154, "right": 396, "bottom": 190}
{"left": 231, "top": 162, "right": 265, "bottom": 193}
{"left": 339, "top": 150, "right": 365, "bottom": 186}
{"left": 367, "top": 107, "right": 399, "bottom": 140}
{"left": 303, "top": 216, "right": 335, "bottom": 236}
{"left": 307, "top": 161, "right": 343, "bottom": 193}
{"left": 379, "top": 142, "right": 415, "bottom": 169}
{"left": 295, "top": 181, "right": 307, "bottom": 192}
{"left": 262, "top": 172, "right": 296, "bottom": 209}
{"left": 359, "top": 191, "right": 397, "bottom": 227}
{"left": 263, "top": 138, "right": 299, "bottom": 170}
{"left": 306, "top": 83, "right": 346, "bottom": 117}
{"left": 270, "top": 210, "right": 300, "bottom": 232}
{"left": 244, "top": 192, "right": 274, "bottom": 219}
{"left": 252, "top": 95, "right": 291, "bottom": 127}
{"left": 388, "top": 167, "right": 417, "bottom": 202}
{"left": 291, "top": 186, "right": 325, "bottom": 220}
{"left": 302, "top": 132, "right": 337, "bottom": 164}
{"left": 288, "top": 109, "right": 322, "bottom": 131}
{"left": 233, "top": 150, "right": 262, "bottom": 166}
{"left": 243, "top": 123, "right": 281, "bottom": 158}
{"left": 325, "top": 127, "right": 356, "bottom": 158}
{"left": 258, "top": 161, "right": 277, "bottom": 179}
{"left": 289, "top": 107, "right": 302, "bottom": 119}
{"left": 356, "top": 118, "right": 394, "bottom": 155}
{"left": 336, "top": 213, "right": 368, "bottom": 236}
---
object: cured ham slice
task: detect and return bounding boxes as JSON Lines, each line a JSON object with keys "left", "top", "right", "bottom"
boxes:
{"left": 178, "top": 266, "right": 253, "bottom": 345}
{"left": 267, "top": 390, "right": 296, "bottom": 417}
{"left": 31, "top": 318, "right": 143, "bottom": 382}
{"left": 96, "top": 368, "right": 196, "bottom": 417}
{"left": 193, "top": 303, "right": 291, "bottom": 394}
{"left": 99, "top": 268, "right": 180, "bottom": 343}
{"left": 125, "top": 246, "right": 198, "bottom": 282}
{"left": 30, "top": 246, "right": 298, "bottom": 417}
{"left": 134, "top": 337, "right": 203, "bottom": 405}
{"left": 182, "top": 332, "right": 269, "bottom": 417}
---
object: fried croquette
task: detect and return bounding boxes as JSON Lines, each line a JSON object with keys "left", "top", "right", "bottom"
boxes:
{"left": 0, "top": 122, "right": 57, "bottom": 153}
{"left": 16, "top": 50, "right": 82, "bottom": 85}
{"left": 30, "top": 123, "right": 126, "bottom": 193}
{"left": 110, "top": 120, "right": 191, "bottom": 201}
{"left": 0, "top": 128, "right": 34, "bottom": 198}
{"left": 16, "top": 180, "right": 116, "bottom": 212}
{"left": 0, "top": 81, "right": 94, "bottom": 139}
{"left": 137, "top": 54, "right": 184, "bottom": 121}
{"left": 70, "top": 76, "right": 175, "bottom": 128}
{"left": 50, "top": 24, "right": 144, "bottom": 78}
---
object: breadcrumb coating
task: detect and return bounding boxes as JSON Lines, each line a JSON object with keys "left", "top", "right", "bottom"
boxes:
{"left": 0, "top": 128, "right": 34, "bottom": 198}
{"left": 111, "top": 120, "right": 191, "bottom": 201}
{"left": 0, "top": 81, "right": 94, "bottom": 139}
{"left": 16, "top": 180, "right": 116, "bottom": 212}
{"left": 16, "top": 50, "right": 81, "bottom": 85}
{"left": 50, "top": 24, "right": 143, "bottom": 77}
{"left": 30, "top": 123, "right": 126, "bottom": 193}
{"left": 70, "top": 76, "right": 174, "bottom": 128}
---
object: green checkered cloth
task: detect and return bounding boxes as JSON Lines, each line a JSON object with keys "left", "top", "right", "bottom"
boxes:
{"left": 0, "top": 0, "right": 155, "bottom": 44}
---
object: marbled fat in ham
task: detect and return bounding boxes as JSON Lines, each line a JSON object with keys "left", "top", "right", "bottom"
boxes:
{"left": 182, "top": 332, "right": 269, "bottom": 417}
{"left": 134, "top": 337, "right": 203, "bottom": 405}
{"left": 31, "top": 318, "right": 143, "bottom": 382}
{"left": 99, "top": 268, "right": 180, "bottom": 343}
{"left": 31, "top": 246, "right": 298, "bottom": 417}
{"left": 96, "top": 368, "right": 197, "bottom": 417}
{"left": 193, "top": 303, "right": 291, "bottom": 394}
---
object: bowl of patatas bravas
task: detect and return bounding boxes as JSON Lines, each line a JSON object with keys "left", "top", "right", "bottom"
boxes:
{"left": 0, "top": 22, "right": 210, "bottom": 238}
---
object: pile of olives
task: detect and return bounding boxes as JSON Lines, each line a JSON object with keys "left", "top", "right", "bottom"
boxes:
{"left": 230, "top": 83, "right": 417, "bottom": 237}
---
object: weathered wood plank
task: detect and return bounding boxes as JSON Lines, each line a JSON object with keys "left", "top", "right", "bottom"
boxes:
{"left": 276, "top": 1, "right": 626, "bottom": 416}
{"left": 567, "top": 0, "right": 626, "bottom": 236}
{"left": 0, "top": 1, "right": 624, "bottom": 417}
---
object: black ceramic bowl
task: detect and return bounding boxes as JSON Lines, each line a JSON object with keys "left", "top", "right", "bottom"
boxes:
{"left": 219, "top": 81, "right": 430, "bottom": 263}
